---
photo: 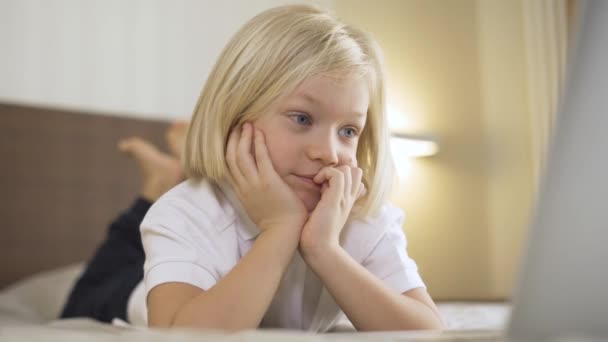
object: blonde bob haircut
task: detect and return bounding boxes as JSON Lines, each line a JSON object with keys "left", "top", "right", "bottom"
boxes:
{"left": 184, "top": 4, "right": 395, "bottom": 218}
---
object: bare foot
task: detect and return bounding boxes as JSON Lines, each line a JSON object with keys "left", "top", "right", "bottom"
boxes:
{"left": 166, "top": 121, "right": 188, "bottom": 160}
{"left": 118, "top": 137, "right": 184, "bottom": 202}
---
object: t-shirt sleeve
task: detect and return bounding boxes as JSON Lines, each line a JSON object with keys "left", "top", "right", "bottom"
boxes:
{"left": 140, "top": 197, "right": 219, "bottom": 294}
{"left": 362, "top": 205, "right": 426, "bottom": 294}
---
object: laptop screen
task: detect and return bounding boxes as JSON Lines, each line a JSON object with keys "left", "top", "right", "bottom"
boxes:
{"left": 508, "top": 0, "right": 608, "bottom": 339}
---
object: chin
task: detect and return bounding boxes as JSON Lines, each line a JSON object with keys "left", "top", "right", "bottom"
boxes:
{"left": 296, "top": 190, "right": 320, "bottom": 212}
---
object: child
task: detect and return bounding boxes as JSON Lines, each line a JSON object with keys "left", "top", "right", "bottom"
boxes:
{"left": 139, "top": 4, "right": 443, "bottom": 332}
{"left": 62, "top": 4, "right": 443, "bottom": 332}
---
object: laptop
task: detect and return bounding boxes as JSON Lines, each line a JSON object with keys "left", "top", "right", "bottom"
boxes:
{"left": 507, "top": 0, "right": 608, "bottom": 340}
{"left": 399, "top": 1, "right": 608, "bottom": 340}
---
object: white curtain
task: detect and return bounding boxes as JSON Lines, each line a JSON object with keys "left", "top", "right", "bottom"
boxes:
{"left": 522, "top": 0, "right": 572, "bottom": 192}
{"left": 0, "top": 0, "right": 334, "bottom": 120}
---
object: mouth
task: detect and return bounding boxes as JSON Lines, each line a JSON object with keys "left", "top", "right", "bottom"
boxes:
{"left": 293, "top": 174, "right": 321, "bottom": 191}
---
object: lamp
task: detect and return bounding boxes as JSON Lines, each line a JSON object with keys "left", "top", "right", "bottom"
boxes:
{"left": 390, "top": 133, "right": 439, "bottom": 158}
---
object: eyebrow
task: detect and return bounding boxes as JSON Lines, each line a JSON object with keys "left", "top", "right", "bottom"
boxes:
{"left": 297, "top": 92, "right": 367, "bottom": 118}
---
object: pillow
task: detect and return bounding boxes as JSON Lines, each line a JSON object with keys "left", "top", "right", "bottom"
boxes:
{"left": 0, "top": 263, "right": 83, "bottom": 324}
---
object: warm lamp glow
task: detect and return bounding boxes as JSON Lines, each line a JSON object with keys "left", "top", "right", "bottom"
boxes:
{"left": 387, "top": 104, "right": 412, "bottom": 131}
{"left": 390, "top": 133, "right": 439, "bottom": 158}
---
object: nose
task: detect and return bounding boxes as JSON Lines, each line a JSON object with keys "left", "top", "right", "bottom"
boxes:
{"left": 306, "top": 133, "right": 339, "bottom": 166}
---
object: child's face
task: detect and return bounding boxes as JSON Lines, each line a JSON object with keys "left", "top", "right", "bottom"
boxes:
{"left": 253, "top": 73, "right": 369, "bottom": 212}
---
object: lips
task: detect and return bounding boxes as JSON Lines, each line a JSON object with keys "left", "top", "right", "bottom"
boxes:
{"left": 294, "top": 174, "right": 321, "bottom": 190}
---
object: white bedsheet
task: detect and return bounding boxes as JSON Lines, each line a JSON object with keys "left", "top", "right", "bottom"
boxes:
{"left": 0, "top": 264, "right": 511, "bottom": 341}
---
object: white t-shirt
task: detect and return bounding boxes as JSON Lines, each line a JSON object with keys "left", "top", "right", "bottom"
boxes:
{"left": 128, "top": 179, "right": 425, "bottom": 331}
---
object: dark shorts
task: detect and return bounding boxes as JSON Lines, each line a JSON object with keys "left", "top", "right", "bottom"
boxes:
{"left": 60, "top": 198, "right": 150, "bottom": 323}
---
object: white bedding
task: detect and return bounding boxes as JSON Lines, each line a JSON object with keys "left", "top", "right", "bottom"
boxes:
{"left": 0, "top": 264, "right": 511, "bottom": 341}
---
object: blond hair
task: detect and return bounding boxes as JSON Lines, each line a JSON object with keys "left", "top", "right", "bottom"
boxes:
{"left": 184, "top": 4, "right": 394, "bottom": 217}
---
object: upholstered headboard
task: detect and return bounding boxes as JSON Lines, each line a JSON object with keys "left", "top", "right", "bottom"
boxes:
{"left": 0, "top": 103, "right": 171, "bottom": 289}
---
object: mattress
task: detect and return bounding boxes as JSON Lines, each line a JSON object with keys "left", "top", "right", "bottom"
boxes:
{"left": 0, "top": 264, "right": 510, "bottom": 341}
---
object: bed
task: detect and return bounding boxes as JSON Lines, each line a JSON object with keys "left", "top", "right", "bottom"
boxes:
{"left": 0, "top": 102, "right": 510, "bottom": 340}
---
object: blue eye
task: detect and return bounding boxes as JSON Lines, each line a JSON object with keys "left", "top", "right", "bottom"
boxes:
{"left": 340, "top": 127, "right": 359, "bottom": 138}
{"left": 290, "top": 113, "right": 312, "bottom": 126}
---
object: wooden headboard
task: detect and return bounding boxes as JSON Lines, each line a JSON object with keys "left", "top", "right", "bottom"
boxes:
{"left": 0, "top": 103, "right": 170, "bottom": 289}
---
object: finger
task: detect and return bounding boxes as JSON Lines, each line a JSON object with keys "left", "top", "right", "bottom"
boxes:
{"left": 226, "top": 128, "right": 246, "bottom": 186}
{"left": 347, "top": 156, "right": 358, "bottom": 168}
{"left": 321, "top": 182, "right": 329, "bottom": 193}
{"left": 253, "top": 128, "right": 277, "bottom": 177}
{"left": 236, "top": 123, "right": 259, "bottom": 182}
{"left": 358, "top": 183, "right": 367, "bottom": 198}
{"left": 314, "top": 167, "right": 344, "bottom": 195}
{"left": 351, "top": 167, "right": 363, "bottom": 198}
{"left": 313, "top": 167, "right": 330, "bottom": 185}
{"left": 337, "top": 165, "right": 352, "bottom": 199}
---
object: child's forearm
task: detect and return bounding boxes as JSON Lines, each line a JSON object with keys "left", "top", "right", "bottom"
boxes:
{"left": 303, "top": 246, "right": 444, "bottom": 331}
{"left": 172, "top": 227, "right": 300, "bottom": 331}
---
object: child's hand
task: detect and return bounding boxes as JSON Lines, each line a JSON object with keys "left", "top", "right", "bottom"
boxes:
{"left": 299, "top": 165, "right": 365, "bottom": 257}
{"left": 226, "top": 123, "right": 309, "bottom": 234}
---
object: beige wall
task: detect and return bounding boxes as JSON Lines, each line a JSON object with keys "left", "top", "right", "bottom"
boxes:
{"left": 335, "top": 0, "right": 534, "bottom": 300}
{"left": 478, "top": 0, "right": 534, "bottom": 299}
